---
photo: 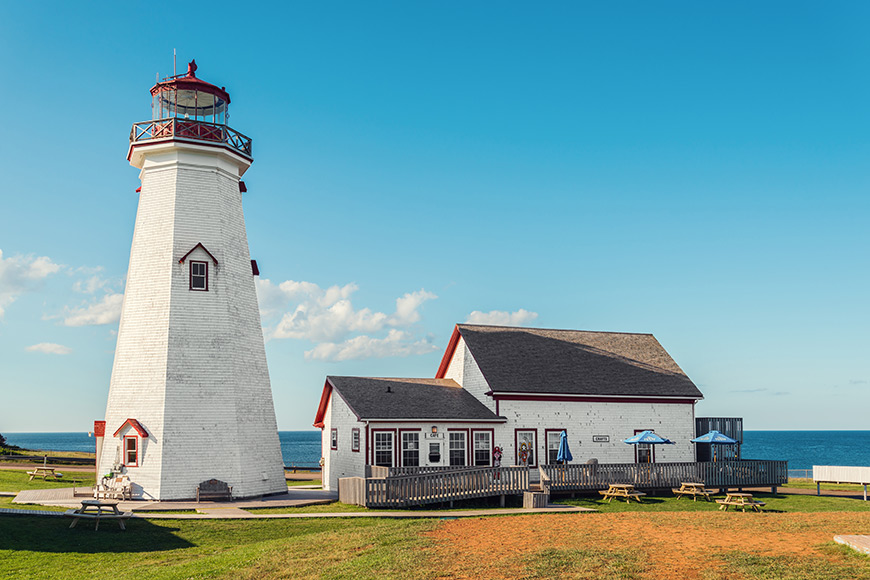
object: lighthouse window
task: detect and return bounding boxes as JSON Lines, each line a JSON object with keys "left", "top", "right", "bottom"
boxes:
{"left": 124, "top": 436, "right": 138, "bottom": 467}
{"left": 190, "top": 261, "right": 208, "bottom": 291}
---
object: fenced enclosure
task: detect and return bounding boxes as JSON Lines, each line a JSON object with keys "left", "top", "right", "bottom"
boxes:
{"left": 341, "top": 459, "right": 787, "bottom": 508}
{"left": 542, "top": 460, "right": 787, "bottom": 491}
{"left": 343, "top": 465, "right": 528, "bottom": 508}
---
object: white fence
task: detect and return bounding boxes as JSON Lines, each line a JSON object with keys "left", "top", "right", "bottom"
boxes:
{"left": 813, "top": 465, "right": 870, "bottom": 500}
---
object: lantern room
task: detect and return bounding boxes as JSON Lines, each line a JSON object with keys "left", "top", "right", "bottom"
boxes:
{"left": 151, "top": 60, "right": 230, "bottom": 124}
{"left": 129, "top": 59, "right": 252, "bottom": 160}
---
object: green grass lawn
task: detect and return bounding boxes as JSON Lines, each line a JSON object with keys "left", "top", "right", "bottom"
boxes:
{"left": 0, "top": 496, "right": 68, "bottom": 512}
{"left": 0, "top": 514, "right": 437, "bottom": 580}
{"left": 2, "top": 492, "right": 870, "bottom": 580}
{"left": 285, "top": 479, "right": 321, "bottom": 487}
{"left": 0, "top": 469, "right": 95, "bottom": 492}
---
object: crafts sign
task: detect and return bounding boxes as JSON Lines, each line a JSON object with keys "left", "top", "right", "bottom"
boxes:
{"left": 592, "top": 435, "right": 609, "bottom": 443}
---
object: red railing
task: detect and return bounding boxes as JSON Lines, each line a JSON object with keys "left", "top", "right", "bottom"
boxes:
{"left": 130, "top": 118, "right": 252, "bottom": 157}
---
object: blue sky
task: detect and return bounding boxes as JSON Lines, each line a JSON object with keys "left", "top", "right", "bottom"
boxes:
{"left": 1, "top": 2, "right": 868, "bottom": 432}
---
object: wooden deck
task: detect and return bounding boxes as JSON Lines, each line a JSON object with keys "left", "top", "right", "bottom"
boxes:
{"left": 341, "top": 460, "right": 788, "bottom": 508}
{"left": 341, "top": 465, "right": 529, "bottom": 508}
{"left": 542, "top": 460, "right": 787, "bottom": 492}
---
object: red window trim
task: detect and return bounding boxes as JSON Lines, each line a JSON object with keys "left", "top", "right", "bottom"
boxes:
{"left": 634, "top": 428, "right": 656, "bottom": 464}
{"left": 330, "top": 428, "right": 338, "bottom": 451}
{"left": 190, "top": 260, "right": 209, "bottom": 291}
{"left": 514, "top": 428, "right": 538, "bottom": 468}
{"left": 124, "top": 435, "right": 139, "bottom": 467}
{"left": 370, "top": 428, "right": 397, "bottom": 467}
{"left": 398, "top": 428, "right": 422, "bottom": 467}
{"left": 351, "top": 428, "right": 360, "bottom": 452}
{"left": 544, "top": 428, "right": 566, "bottom": 466}
{"left": 471, "top": 428, "right": 495, "bottom": 467}
{"left": 447, "top": 428, "right": 470, "bottom": 467}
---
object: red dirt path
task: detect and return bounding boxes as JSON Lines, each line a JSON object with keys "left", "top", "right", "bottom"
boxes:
{"left": 426, "top": 511, "right": 870, "bottom": 579}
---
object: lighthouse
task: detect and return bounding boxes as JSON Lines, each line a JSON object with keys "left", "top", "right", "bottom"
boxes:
{"left": 96, "top": 61, "right": 286, "bottom": 500}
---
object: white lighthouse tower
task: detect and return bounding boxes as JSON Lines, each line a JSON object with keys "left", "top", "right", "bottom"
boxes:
{"left": 97, "top": 60, "right": 286, "bottom": 500}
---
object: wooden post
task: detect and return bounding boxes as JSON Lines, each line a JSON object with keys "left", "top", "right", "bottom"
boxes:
{"left": 500, "top": 494, "right": 505, "bottom": 507}
{"left": 817, "top": 482, "right": 821, "bottom": 496}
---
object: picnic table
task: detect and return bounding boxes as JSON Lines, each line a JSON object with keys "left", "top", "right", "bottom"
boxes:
{"left": 599, "top": 483, "right": 646, "bottom": 503}
{"left": 716, "top": 492, "right": 765, "bottom": 512}
{"left": 64, "top": 499, "right": 133, "bottom": 530}
{"left": 27, "top": 467, "right": 60, "bottom": 481}
{"left": 672, "top": 482, "right": 716, "bottom": 501}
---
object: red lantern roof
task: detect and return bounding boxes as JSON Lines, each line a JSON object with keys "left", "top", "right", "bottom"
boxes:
{"left": 150, "top": 60, "right": 230, "bottom": 105}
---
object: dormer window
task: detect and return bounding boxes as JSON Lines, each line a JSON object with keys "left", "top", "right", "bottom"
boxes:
{"left": 125, "top": 436, "right": 139, "bottom": 466}
{"left": 190, "top": 261, "right": 208, "bottom": 291}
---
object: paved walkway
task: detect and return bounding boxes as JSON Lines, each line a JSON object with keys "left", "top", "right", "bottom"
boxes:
{"left": 8, "top": 487, "right": 593, "bottom": 519}
{"left": 835, "top": 535, "right": 870, "bottom": 555}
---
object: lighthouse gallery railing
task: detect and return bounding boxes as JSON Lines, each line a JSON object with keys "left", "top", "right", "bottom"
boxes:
{"left": 130, "top": 118, "right": 252, "bottom": 157}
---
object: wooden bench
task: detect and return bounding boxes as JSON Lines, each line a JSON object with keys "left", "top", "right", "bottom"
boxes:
{"left": 598, "top": 484, "right": 646, "bottom": 503}
{"left": 196, "top": 479, "right": 233, "bottom": 502}
{"left": 672, "top": 483, "right": 716, "bottom": 502}
{"left": 94, "top": 476, "right": 132, "bottom": 500}
{"left": 64, "top": 500, "right": 133, "bottom": 531}
{"left": 716, "top": 493, "right": 765, "bottom": 512}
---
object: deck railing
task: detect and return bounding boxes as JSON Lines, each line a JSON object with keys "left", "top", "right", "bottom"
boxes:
{"left": 541, "top": 460, "right": 788, "bottom": 491}
{"left": 358, "top": 465, "right": 529, "bottom": 508}
{"left": 340, "top": 460, "right": 787, "bottom": 508}
{"left": 130, "top": 118, "right": 252, "bottom": 157}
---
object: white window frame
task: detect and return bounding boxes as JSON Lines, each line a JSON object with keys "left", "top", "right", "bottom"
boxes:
{"left": 374, "top": 431, "right": 394, "bottom": 467}
{"left": 472, "top": 431, "right": 492, "bottom": 466}
{"left": 190, "top": 261, "right": 208, "bottom": 291}
{"left": 448, "top": 431, "right": 467, "bottom": 467}
{"left": 401, "top": 432, "right": 420, "bottom": 467}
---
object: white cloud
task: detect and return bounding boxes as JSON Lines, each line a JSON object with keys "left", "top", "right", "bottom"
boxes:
{"left": 305, "top": 329, "right": 438, "bottom": 361}
{"left": 465, "top": 308, "right": 538, "bottom": 327}
{"left": 259, "top": 278, "right": 438, "bottom": 361}
{"left": 72, "top": 274, "right": 109, "bottom": 294}
{"left": 0, "top": 249, "right": 61, "bottom": 316}
{"left": 63, "top": 293, "right": 124, "bottom": 326}
{"left": 26, "top": 342, "right": 73, "bottom": 355}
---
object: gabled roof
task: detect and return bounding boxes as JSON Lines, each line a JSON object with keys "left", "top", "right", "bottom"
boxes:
{"left": 437, "top": 324, "right": 703, "bottom": 399}
{"left": 113, "top": 418, "right": 148, "bottom": 438}
{"left": 314, "top": 376, "right": 504, "bottom": 427}
{"left": 178, "top": 242, "right": 218, "bottom": 265}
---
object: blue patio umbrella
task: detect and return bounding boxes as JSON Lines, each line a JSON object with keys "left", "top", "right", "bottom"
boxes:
{"left": 556, "top": 430, "right": 573, "bottom": 463}
{"left": 691, "top": 430, "right": 738, "bottom": 444}
{"left": 623, "top": 430, "right": 675, "bottom": 445}
{"left": 692, "top": 430, "right": 738, "bottom": 462}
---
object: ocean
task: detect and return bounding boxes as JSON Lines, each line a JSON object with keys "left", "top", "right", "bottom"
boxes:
{"left": 4, "top": 430, "right": 868, "bottom": 472}
{"left": 4, "top": 431, "right": 323, "bottom": 468}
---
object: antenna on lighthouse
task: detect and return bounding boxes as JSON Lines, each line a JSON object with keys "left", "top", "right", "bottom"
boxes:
{"left": 173, "top": 48, "right": 177, "bottom": 77}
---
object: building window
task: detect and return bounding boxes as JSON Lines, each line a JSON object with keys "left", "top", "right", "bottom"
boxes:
{"left": 190, "top": 261, "right": 208, "bottom": 291}
{"left": 351, "top": 428, "right": 360, "bottom": 452}
{"left": 516, "top": 430, "right": 536, "bottom": 466}
{"left": 547, "top": 431, "right": 562, "bottom": 464}
{"left": 124, "top": 436, "right": 138, "bottom": 467}
{"left": 449, "top": 432, "right": 466, "bottom": 467}
{"left": 374, "top": 432, "right": 394, "bottom": 467}
{"left": 402, "top": 432, "right": 420, "bottom": 467}
{"left": 330, "top": 428, "right": 338, "bottom": 450}
{"left": 473, "top": 431, "right": 491, "bottom": 466}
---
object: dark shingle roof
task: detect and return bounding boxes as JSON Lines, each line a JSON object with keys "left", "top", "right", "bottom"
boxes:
{"left": 328, "top": 376, "right": 504, "bottom": 421}
{"left": 456, "top": 324, "right": 703, "bottom": 399}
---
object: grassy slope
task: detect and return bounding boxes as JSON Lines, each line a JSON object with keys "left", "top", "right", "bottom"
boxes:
{"left": 0, "top": 469, "right": 95, "bottom": 492}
